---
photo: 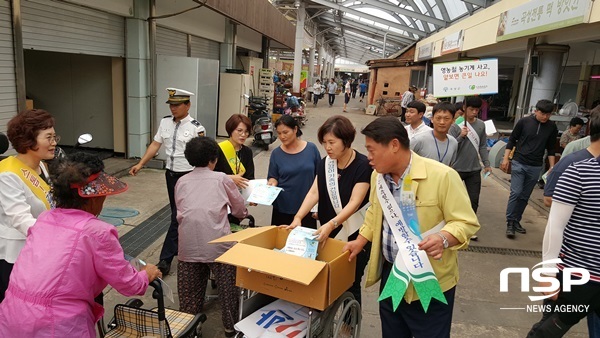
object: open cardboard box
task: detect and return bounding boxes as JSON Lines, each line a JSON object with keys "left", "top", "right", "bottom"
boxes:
{"left": 211, "top": 226, "right": 356, "bottom": 311}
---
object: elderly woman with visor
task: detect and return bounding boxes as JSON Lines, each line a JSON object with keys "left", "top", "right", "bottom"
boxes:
{"left": 0, "top": 152, "right": 161, "bottom": 337}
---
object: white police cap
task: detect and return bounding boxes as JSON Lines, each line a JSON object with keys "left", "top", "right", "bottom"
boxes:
{"left": 166, "top": 88, "right": 195, "bottom": 104}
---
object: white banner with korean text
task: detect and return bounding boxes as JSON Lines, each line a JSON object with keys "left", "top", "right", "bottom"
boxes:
{"left": 417, "top": 42, "right": 434, "bottom": 61}
{"left": 432, "top": 59, "right": 498, "bottom": 98}
{"left": 441, "top": 30, "right": 463, "bottom": 55}
{"left": 496, "top": 0, "right": 593, "bottom": 42}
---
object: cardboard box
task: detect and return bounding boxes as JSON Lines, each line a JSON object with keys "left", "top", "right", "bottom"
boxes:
{"left": 211, "top": 226, "right": 356, "bottom": 310}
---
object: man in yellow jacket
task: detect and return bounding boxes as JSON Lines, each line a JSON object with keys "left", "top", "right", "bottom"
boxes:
{"left": 344, "top": 116, "right": 480, "bottom": 338}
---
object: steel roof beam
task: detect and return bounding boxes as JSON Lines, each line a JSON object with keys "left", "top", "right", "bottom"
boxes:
{"left": 462, "top": 0, "right": 488, "bottom": 8}
{"left": 434, "top": 0, "right": 451, "bottom": 21}
{"left": 331, "top": 42, "right": 382, "bottom": 57}
{"left": 324, "top": 25, "right": 403, "bottom": 47}
{"left": 331, "top": 33, "right": 400, "bottom": 51}
{"left": 310, "top": 0, "right": 427, "bottom": 37}
{"left": 318, "top": 16, "right": 415, "bottom": 44}
{"left": 355, "top": 0, "right": 446, "bottom": 27}
{"left": 348, "top": 4, "right": 426, "bottom": 34}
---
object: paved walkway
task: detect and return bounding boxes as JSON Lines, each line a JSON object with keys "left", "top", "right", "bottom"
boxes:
{"left": 99, "top": 96, "right": 587, "bottom": 337}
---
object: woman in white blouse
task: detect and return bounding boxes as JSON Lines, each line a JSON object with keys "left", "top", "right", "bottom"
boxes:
{"left": 0, "top": 109, "right": 56, "bottom": 302}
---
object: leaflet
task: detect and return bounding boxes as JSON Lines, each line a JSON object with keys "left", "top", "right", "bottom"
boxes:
{"left": 246, "top": 181, "right": 283, "bottom": 206}
{"left": 279, "top": 227, "right": 319, "bottom": 260}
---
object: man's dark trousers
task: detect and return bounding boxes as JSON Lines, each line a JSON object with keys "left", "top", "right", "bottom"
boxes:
{"left": 379, "top": 261, "right": 455, "bottom": 338}
{"left": 458, "top": 170, "right": 481, "bottom": 212}
{"left": 159, "top": 169, "right": 190, "bottom": 263}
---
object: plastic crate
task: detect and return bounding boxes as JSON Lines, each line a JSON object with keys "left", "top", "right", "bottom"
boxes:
{"left": 259, "top": 69, "right": 273, "bottom": 77}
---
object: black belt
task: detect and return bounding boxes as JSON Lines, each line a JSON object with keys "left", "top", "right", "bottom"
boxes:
{"left": 166, "top": 169, "right": 190, "bottom": 177}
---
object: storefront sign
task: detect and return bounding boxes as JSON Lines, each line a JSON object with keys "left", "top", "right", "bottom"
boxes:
{"left": 417, "top": 43, "right": 434, "bottom": 61}
{"left": 441, "top": 30, "right": 463, "bottom": 55}
{"left": 496, "top": 0, "right": 593, "bottom": 42}
{"left": 432, "top": 59, "right": 498, "bottom": 98}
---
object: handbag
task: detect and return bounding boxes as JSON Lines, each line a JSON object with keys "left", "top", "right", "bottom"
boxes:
{"left": 502, "top": 147, "right": 516, "bottom": 174}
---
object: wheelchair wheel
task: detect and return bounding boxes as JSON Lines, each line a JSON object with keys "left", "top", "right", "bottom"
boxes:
{"left": 326, "top": 292, "right": 361, "bottom": 338}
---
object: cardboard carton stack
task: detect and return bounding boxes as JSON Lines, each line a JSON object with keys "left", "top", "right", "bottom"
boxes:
{"left": 211, "top": 226, "right": 356, "bottom": 310}
{"left": 258, "top": 68, "right": 274, "bottom": 114}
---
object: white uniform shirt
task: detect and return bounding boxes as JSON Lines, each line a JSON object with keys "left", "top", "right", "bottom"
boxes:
{"left": 154, "top": 114, "right": 205, "bottom": 172}
{"left": 405, "top": 122, "right": 432, "bottom": 140}
{"left": 0, "top": 170, "right": 49, "bottom": 263}
{"left": 313, "top": 83, "right": 322, "bottom": 95}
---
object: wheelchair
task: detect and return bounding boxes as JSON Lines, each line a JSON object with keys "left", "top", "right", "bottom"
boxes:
{"left": 97, "top": 280, "right": 207, "bottom": 338}
{"left": 237, "top": 291, "right": 361, "bottom": 338}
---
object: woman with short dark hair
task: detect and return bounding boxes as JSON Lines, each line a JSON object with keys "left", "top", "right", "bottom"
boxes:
{"left": 0, "top": 152, "right": 161, "bottom": 337}
{"left": 268, "top": 115, "right": 321, "bottom": 227}
{"left": 214, "top": 114, "right": 255, "bottom": 189}
{"left": 0, "top": 109, "right": 56, "bottom": 302}
{"left": 286, "top": 115, "right": 373, "bottom": 304}
{"left": 176, "top": 137, "right": 248, "bottom": 337}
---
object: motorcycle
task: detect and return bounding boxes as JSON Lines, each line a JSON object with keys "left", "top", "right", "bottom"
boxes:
{"left": 54, "top": 133, "right": 93, "bottom": 159}
{"left": 0, "top": 132, "right": 92, "bottom": 160}
{"left": 249, "top": 97, "right": 276, "bottom": 151}
{"left": 284, "top": 95, "right": 307, "bottom": 128}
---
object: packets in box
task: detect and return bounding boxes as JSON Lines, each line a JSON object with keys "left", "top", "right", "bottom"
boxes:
{"left": 210, "top": 226, "right": 356, "bottom": 310}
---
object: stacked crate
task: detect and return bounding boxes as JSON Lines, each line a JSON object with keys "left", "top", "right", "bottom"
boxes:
{"left": 258, "top": 68, "right": 274, "bottom": 114}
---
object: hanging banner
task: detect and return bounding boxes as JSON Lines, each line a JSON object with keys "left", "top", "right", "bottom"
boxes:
{"left": 417, "top": 42, "right": 434, "bottom": 61}
{"left": 496, "top": 0, "right": 593, "bottom": 42}
{"left": 432, "top": 59, "right": 498, "bottom": 98}
{"left": 440, "top": 30, "right": 463, "bottom": 55}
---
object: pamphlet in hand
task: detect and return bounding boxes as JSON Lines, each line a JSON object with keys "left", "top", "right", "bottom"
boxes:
{"left": 240, "top": 179, "right": 268, "bottom": 201}
{"left": 245, "top": 180, "right": 283, "bottom": 206}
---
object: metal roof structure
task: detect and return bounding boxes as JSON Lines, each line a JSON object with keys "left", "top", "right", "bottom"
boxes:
{"left": 270, "top": 0, "right": 492, "bottom": 63}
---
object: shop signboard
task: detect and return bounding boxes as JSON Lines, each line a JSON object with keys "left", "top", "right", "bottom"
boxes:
{"left": 432, "top": 59, "right": 498, "bottom": 98}
{"left": 417, "top": 42, "right": 434, "bottom": 61}
{"left": 440, "top": 30, "right": 463, "bottom": 55}
{"left": 496, "top": 0, "right": 593, "bottom": 42}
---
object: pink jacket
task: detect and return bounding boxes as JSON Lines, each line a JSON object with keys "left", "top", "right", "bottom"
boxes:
{"left": 176, "top": 167, "right": 248, "bottom": 263}
{"left": 0, "top": 208, "right": 149, "bottom": 337}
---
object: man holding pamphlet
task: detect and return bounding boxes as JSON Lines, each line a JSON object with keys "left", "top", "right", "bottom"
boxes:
{"left": 344, "top": 116, "right": 479, "bottom": 337}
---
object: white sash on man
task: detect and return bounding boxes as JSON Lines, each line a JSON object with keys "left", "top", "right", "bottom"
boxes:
{"left": 376, "top": 173, "right": 446, "bottom": 312}
{"left": 465, "top": 121, "right": 480, "bottom": 153}
{"left": 325, "top": 156, "right": 369, "bottom": 241}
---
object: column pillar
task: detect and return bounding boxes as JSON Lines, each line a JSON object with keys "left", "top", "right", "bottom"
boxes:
{"left": 292, "top": 2, "right": 305, "bottom": 93}
{"left": 528, "top": 44, "right": 569, "bottom": 113}
{"left": 126, "top": 0, "right": 151, "bottom": 157}
{"left": 261, "top": 36, "right": 270, "bottom": 69}
{"left": 308, "top": 46, "right": 315, "bottom": 86}
{"left": 331, "top": 56, "right": 336, "bottom": 79}
{"left": 220, "top": 20, "right": 237, "bottom": 73}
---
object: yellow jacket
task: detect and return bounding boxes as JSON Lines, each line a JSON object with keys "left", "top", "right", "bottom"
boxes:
{"left": 359, "top": 152, "right": 480, "bottom": 303}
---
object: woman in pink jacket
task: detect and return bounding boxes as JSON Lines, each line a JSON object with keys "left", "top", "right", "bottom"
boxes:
{"left": 0, "top": 152, "right": 161, "bottom": 337}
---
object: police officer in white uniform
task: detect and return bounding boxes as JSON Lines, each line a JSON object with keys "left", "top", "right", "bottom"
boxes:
{"left": 129, "top": 88, "right": 205, "bottom": 275}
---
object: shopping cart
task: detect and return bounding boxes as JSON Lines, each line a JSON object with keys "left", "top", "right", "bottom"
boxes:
{"left": 97, "top": 280, "right": 206, "bottom": 338}
{"left": 236, "top": 289, "right": 361, "bottom": 338}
